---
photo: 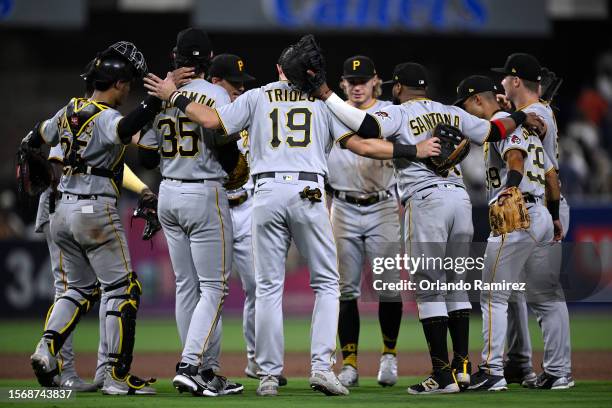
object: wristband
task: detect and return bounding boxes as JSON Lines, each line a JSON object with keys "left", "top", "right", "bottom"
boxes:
{"left": 547, "top": 199, "right": 560, "bottom": 221}
{"left": 173, "top": 94, "right": 191, "bottom": 113}
{"left": 509, "top": 110, "right": 527, "bottom": 127}
{"left": 505, "top": 169, "right": 523, "bottom": 188}
{"left": 393, "top": 143, "right": 417, "bottom": 160}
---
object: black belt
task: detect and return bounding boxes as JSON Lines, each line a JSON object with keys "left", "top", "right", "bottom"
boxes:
{"left": 228, "top": 191, "right": 249, "bottom": 208}
{"left": 163, "top": 177, "right": 209, "bottom": 183}
{"left": 334, "top": 190, "right": 391, "bottom": 207}
{"left": 255, "top": 172, "right": 319, "bottom": 182}
{"left": 58, "top": 192, "right": 99, "bottom": 200}
{"left": 416, "top": 183, "right": 465, "bottom": 194}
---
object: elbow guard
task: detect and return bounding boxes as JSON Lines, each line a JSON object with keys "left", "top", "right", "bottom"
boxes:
{"left": 117, "top": 96, "right": 162, "bottom": 144}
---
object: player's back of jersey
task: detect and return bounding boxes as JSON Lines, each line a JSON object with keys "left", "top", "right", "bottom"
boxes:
{"left": 49, "top": 98, "right": 126, "bottom": 197}
{"left": 522, "top": 101, "right": 559, "bottom": 169}
{"left": 237, "top": 80, "right": 350, "bottom": 176}
{"left": 327, "top": 99, "right": 395, "bottom": 193}
{"left": 486, "top": 111, "right": 549, "bottom": 203}
{"left": 146, "top": 79, "right": 230, "bottom": 180}
{"left": 391, "top": 99, "right": 476, "bottom": 198}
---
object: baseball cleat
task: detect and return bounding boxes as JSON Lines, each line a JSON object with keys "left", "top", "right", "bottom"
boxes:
{"left": 451, "top": 358, "right": 472, "bottom": 389}
{"left": 309, "top": 370, "right": 349, "bottom": 396}
{"left": 256, "top": 374, "right": 279, "bottom": 396}
{"left": 567, "top": 375, "right": 575, "bottom": 388}
{"left": 201, "top": 369, "right": 244, "bottom": 396}
{"left": 30, "top": 339, "right": 60, "bottom": 388}
{"left": 245, "top": 359, "right": 287, "bottom": 386}
{"left": 338, "top": 365, "right": 359, "bottom": 387}
{"left": 407, "top": 369, "right": 460, "bottom": 395}
{"left": 377, "top": 354, "right": 398, "bottom": 387}
{"left": 503, "top": 362, "right": 537, "bottom": 388}
{"left": 467, "top": 369, "right": 507, "bottom": 391}
{"left": 101, "top": 370, "right": 156, "bottom": 395}
{"left": 60, "top": 375, "right": 99, "bottom": 392}
{"left": 535, "top": 372, "right": 571, "bottom": 390}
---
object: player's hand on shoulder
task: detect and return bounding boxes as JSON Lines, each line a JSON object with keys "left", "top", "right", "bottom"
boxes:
{"left": 525, "top": 112, "right": 547, "bottom": 138}
{"left": 553, "top": 219, "right": 563, "bottom": 242}
{"left": 172, "top": 67, "right": 196, "bottom": 88}
{"left": 416, "top": 137, "right": 441, "bottom": 159}
{"left": 496, "top": 94, "right": 513, "bottom": 111}
{"left": 144, "top": 72, "right": 177, "bottom": 101}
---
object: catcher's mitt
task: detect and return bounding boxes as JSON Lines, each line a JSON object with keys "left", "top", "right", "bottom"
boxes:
{"left": 224, "top": 153, "right": 250, "bottom": 191}
{"left": 489, "top": 187, "right": 531, "bottom": 236}
{"left": 16, "top": 128, "right": 56, "bottom": 201}
{"left": 279, "top": 34, "right": 326, "bottom": 94}
{"left": 131, "top": 189, "right": 161, "bottom": 240}
{"left": 426, "top": 123, "right": 470, "bottom": 176}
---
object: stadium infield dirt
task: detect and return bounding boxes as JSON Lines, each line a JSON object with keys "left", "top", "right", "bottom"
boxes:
{"left": 2, "top": 350, "right": 611, "bottom": 380}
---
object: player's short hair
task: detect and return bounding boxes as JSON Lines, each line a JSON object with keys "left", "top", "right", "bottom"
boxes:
{"left": 477, "top": 91, "right": 498, "bottom": 102}
{"left": 339, "top": 77, "right": 383, "bottom": 98}
{"left": 521, "top": 78, "right": 539, "bottom": 94}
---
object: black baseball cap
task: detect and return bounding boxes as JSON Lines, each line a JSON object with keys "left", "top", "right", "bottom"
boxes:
{"left": 454, "top": 75, "right": 499, "bottom": 106}
{"left": 175, "top": 28, "right": 212, "bottom": 59}
{"left": 209, "top": 54, "right": 255, "bottom": 82}
{"left": 491, "top": 53, "right": 542, "bottom": 82}
{"left": 382, "top": 62, "right": 428, "bottom": 88}
{"left": 342, "top": 55, "right": 377, "bottom": 79}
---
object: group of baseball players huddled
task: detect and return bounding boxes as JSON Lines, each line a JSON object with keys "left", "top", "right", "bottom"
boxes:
{"left": 19, "top": 27, "right": 573, "bottom": 397}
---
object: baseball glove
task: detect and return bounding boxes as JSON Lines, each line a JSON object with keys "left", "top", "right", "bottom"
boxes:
{"left": 279, "top": 34, "right": 326, "bottom": 94}
{"left": 224, "top": 153, "right": 250, "bottom": 190}
{"left": 131, "top": 188, "right": 161, "bottom": 240}
{"left": 540, "top": 67, "right": 563, "bottom": 104}
{"left": 489, "top": 187, "right": 531, "bottom": 236}
{"left": 16, "top": 127, "right": 56, "bottom": 201}
{"left": 426, "top": 123, "right": 470, "bottom": 176}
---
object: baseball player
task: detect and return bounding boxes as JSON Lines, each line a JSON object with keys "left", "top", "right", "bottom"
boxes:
{"left": 453, "top": 74, "right": 568, "bottom": 391}
{"left": 491, "top": 54, "right": 573, "bottom": 389}
{"left": 25, "top": 41, "right": 159, "bottom": 395}
{"left": 312, "top": 62, "right": 546, "bottom": 395}
{"left": 207, "top": 54, "right": 289, "bottom": 385}
{"left": 143, "top": 44, "right": 441, "bottom": 396}
{"left": 35, "top": 142, "right": 157, "bottom": 392}
{"left": 138, "top": 28, "right": 243, "bottom": 397}
{"left": 327, "top": 56, "right": 402, "bottom": 388}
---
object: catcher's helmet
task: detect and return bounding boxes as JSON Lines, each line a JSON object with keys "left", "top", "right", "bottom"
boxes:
{"left": 82, "top": 41, "right": 147, "bottom": 87}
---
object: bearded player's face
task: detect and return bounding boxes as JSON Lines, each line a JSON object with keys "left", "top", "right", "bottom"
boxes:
{"left": 392, "top": 82, "right": 401, "bottom": 105}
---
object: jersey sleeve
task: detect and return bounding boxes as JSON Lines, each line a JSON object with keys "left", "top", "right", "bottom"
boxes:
{"left": 48, "top": 144, "right": 64, "bottom": 163}
{"left": 499, "top": 128, "right": 529, "bottom": 160}
{"left": 215, "top": 89, "right": 256, "bottom": 135}
{"left": 137, "top": 122, "right": 159, "bottom": 150}
{"left": 543, "top": 148, "right": 555, "bottom": 174}
{"left": 452, "top": 106, "right": 491, "bottom": 145}
{"left": 39, "top": 107, "right": 65, "bottom": 146}
{"left": 329, "top": 110, "right": 355, "bottom": 144}
{"left": 372, "top": 105, "right": 405, "bottom": 139}
{"left": 95, "top": 109, "right": 124, "bottom": 145}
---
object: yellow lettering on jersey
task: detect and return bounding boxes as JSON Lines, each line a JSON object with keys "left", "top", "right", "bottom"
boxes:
{"left": 274, "top": 89, "right": 283, "bottom": 101}
{"left": 443, "top": 113, "right": 452, "bottom": 125}
{"left": 416, "top": 117, "right": 427, "bottom": 134}
{"left": 454, "top": 116, "right": 460, "bottom": 127}
{"left": 265, "top": 90, "right": 274, "bottom": 102}
{"left": 410, "top": 119, "right": 419, "bottom": 135}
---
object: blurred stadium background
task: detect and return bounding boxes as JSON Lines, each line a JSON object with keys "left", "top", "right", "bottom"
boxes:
{"left": 0, "top": 0, "right": 611, "bottom": 377}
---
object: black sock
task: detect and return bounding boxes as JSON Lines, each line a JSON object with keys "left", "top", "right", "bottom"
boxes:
{"left": 448, "top": 309, "right": 470, "bottom": 364}
{"left": 378, "top": 301, "right": 402, "bottom": 355}
{"left": 338, "top": 299, "right": 360, "bottom": 368}
{"left": 421, "top": 316, "right": 450, "bottom": 371}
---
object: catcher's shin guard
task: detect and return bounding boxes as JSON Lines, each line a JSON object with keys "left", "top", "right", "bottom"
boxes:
{"left": 105, "top": 273, "right": 142, "bottom": 379}
{"left": 43, "top": 283, "right": 101, "bottom": 355}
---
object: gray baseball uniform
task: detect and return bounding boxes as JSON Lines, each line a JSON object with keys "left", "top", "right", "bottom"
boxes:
{"left": 505, "top": 101, "right": 571, "bottom": 376}
{"left": 372, "top": 98, "right": 493, "bottom": 320}
{"left": 38, "top": 98, "right": 142, "bottom": 381}
{"left": 479, "top": 111, "right": 568, "bottom": 377}
{"left": 327, "top": 99, "right": 401, "bottom": 302}
{"left": 215, "top": 80, "right": 353, "bottom": 376}
{"left": 138, "top": 78, "right": 232, "bottom": 369}
{"left": 227, "top": 131, "right": 256, "bottom": 367}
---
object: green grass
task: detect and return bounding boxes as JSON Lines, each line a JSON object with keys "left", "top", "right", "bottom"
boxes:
{"left": 2, "top": 314, "right": 611, "bottom": 354}
{"left": 0, "top": 378, "right": 611, "bottom": 408}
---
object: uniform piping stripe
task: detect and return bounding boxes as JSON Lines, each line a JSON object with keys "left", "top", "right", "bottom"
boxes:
{"left": 485, "top": 234, "right": 505, "bottom": 370}
{"left": 214, "top": 109, "right": 229, "bottom": 135}
{"left": 105, "top": 203, "right": 130, "bottom": 274}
